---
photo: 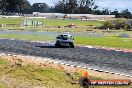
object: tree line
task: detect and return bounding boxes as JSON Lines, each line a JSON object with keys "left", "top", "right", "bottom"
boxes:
{"left": 0, "top": 0, "right": 132, "bottom": 19}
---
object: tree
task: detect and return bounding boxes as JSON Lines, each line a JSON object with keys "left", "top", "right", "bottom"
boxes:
{"left": 0, "top": 0, "right": 7, "bottom": 14}
{"left": 0, "top": 0, "right": 31, "bottom": 14}
{"left": 32, "top": 3, "right": 49, "bottom": 13}
{"left": 55, "top": 0, "right": 78, "bottom": 14}
{"left": 47, "top": 6, "right": 56, "bottom": 13}
{"left": 120, "top": 9, "right": 132, "bottom": 19}
{"left": 78, "top": 0, "right": 96, "bottom": 14}
{"left": 101, "top": 8, "right": 110, "bottom": 15}
{"left": 54, "top": 0, "right": 96, "bottom": 14}
{"left": 94, "top": 9, "right": 102, "bottom": 15}
{"left": 18, "top": 0, "right": 32, "bottom": 14}
{"left": 54, "top": 0, "right": 68, "bottom": 13}
{"left": 67, "top": 0, "right": 78, "bottom": 13}
{"left": 103, "top": 21, "right": 113, "bottom": 29}
{"left": 110, "top": 9, "right": 120, "bottom": 18}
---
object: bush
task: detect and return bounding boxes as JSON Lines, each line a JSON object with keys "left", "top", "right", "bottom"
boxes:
{"left": 103, "top": 21, "right": 114, "bottom": 29}
{"left": 114, "top": 19, "right": 130, "bottom": 30}
{"left": 99, "top": 21, "right": 114, "bottom": 30}
{"left": 100, "top": 19, "right": 131, "bottom": 30}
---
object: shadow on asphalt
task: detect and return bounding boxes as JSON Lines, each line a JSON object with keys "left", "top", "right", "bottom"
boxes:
{"left": 36, "top": 45, "right": 74, "bottom": 48}
{"left": 36, "top": 45, "right": 56, "bottom": 48}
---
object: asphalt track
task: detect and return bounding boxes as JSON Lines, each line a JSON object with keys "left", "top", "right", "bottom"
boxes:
{"left": 0, "top": 39, "right": 132, "bottom": 76}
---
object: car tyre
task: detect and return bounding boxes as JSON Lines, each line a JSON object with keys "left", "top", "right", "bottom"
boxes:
{"left": 69, "top": 43, "right": 74, "bottom": 48}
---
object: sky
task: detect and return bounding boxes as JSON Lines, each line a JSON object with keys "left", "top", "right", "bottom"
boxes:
{"left": 95, "top": 0, "right": 132, "bottom": 11}
{"left": 28, "top": 0, "right": 132, "bottom": 12}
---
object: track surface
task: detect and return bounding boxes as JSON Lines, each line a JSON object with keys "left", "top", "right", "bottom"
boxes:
{"left": 0, "top": 39, "right": 132, "bottom": 75}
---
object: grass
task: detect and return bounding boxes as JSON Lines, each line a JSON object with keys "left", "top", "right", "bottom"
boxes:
{"left": 0, "top": 18, "right": 103, "bottom": 32}
{"left": 0, "top": 34, "right": 132, "bottom": 49}
{"left": 0, "top": 34, "right": 56, "bottom": 41}
{"left": 43, "top": 19, "right": 103, "bottom": 26}
{"left": 0, "top": 27, "right": 91, "bottom": 32}
{"left": 0, "top": 84, "right": 8, "bottom": 88}
{"left": 0, "top": 58, "right": 81, "bottom": 88}
{"left": 0, "top": 18, "right": 21, "bottom": 25}
{"left": 0, "top": 18, "right": 103, "bottom": 26}
{"left": 75, "top": 36, "right": 132, "bottom": 49}
{"left": 0, "top": 59, "right": 8, "bottom": 65}
{"left": 0, "top": 58, "right": 130, "bottom": 88}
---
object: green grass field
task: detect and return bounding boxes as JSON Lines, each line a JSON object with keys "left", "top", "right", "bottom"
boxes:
{"left": 0, "top": 18, "right": 103, "bottom": 26}
{"left": 0, "top": 34, "right": 132, "bottom": 49}
{"left": 0, "top": 34, "right": 56, "bottom": 41}
{"left": 0, "top": 18, "right": 21, "bottom": 24}
{"left": 75, "top": 36, "right": 132, "bottom": 49}
{"left": 43, "top": 19, "right": 103, "bottom": 26}
{"left": 0, "top": 58, "right": 130, "bottom": 88}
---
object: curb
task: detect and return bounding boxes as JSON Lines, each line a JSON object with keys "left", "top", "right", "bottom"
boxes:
{"left": 1, "top": 52, "right": 132, "bottom": 79}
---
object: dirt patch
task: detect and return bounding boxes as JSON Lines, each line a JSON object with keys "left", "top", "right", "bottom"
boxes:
{"left": 0, "top": 53, "right": 131, "bottom": 81}
{"left": 0, "top": 54, "right": 82, "bottom": 88}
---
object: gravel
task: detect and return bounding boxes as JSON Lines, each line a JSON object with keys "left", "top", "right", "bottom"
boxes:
{"left": 0, "top": 39, "right": 132, "bottom": 76}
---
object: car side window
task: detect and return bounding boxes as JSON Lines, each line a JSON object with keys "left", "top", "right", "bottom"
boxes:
{"left": 57, "top": 35, "right": 62, "bottom": 39}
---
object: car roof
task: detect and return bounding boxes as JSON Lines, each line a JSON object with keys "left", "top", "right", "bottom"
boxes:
{"left": 60, "top": 34, "right": 72, "bottom": 36}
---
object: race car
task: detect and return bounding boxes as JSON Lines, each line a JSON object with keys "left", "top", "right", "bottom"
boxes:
{"left": 55, "top": 34, "right": 74, "bottom": 48}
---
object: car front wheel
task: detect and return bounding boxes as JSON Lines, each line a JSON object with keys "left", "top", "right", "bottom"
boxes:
{"left": 69, "top": 43, "right": 74, "bottom": 48}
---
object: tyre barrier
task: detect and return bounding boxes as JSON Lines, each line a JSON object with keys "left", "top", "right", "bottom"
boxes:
{"left": 88, "top": 68, "right": 93, "bottom": 70}
{"left": 58, "top": 62, "right": 132, "bottom": 79}
{"left": 104, "top": 71, "right": 109, "bottom": 73}
{"left": 70, "top": 65, "right": 76, "bottom": 67}
{"left": 98, "top": 70, "right": 104, "bottom": 72}
{"left": 115, "top": 73, "right": 120, "bottom": 75}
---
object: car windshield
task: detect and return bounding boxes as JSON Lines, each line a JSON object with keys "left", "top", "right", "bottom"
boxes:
{"left": 63, "top": 35, "right": 72, "bottom": 39}
{"left": 57, "top": 35, "right": 73, "bottom": 40}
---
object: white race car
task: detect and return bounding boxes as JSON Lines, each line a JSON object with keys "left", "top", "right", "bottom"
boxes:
{"left": 55, "top": 34, "right": 74, "bottom": 48}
